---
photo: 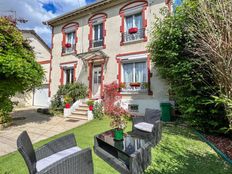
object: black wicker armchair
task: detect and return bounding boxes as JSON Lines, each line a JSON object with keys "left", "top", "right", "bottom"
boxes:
{"left": 132, "top": 108, "right": 162, "bottom": 146}
{"left": 17, "top": 131, "right": 94, "bottom": 174}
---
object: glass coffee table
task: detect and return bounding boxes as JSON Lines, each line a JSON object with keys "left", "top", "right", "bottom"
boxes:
{"left": 94, "top": 130, "right": 152, "bottom": 174}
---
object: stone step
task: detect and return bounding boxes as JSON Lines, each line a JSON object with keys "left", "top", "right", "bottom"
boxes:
{"left": 79, "top": 104, "right": 88, "bottom": 108}
{"left": 66, "top": 115, "right": 88, "bottom": 120}
{"left": 76, "top": 107, "right": 89, "bottom": 112}
{"left": 72, "top": 110, "right": 87, "bottom": 115}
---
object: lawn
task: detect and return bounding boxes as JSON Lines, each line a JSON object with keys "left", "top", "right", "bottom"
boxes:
{"left": 0, "top": 118, "right": 231, "bottom": 174}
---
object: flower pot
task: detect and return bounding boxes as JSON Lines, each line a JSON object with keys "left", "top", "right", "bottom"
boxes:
{"left": 65, "top": 103, "right": 71, "bottom": 108}
{"left": 89, "top": 105, "right": 93, "bottom": 111}
{"left": 65, "top": 43, "right": 71, "bottom": 48}
{"left": 129, "top": 27, "right": 138, "bottom": 34}
{"left": 114, "top": 128, "right": 123, "bottom": 141}
{"left": 130, "top": 82, "right": 141, "bottom": 87}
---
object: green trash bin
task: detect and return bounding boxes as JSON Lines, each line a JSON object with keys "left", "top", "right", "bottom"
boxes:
{"left": 160, "top": 103, "right": 172, "bottom": 122}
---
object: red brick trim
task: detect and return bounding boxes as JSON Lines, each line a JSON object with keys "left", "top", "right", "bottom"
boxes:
{"left": 147, "top": 54, "right": 153, "bottom": 95}
{"left": 59, "top": 61, "right": 78, "bottom": 85}
{"left": 119, "top": 1, "right": 148, "bottom": 46}
{"left": 60, "top": 61, "right": 78, "bottom": 65}
{"left": 165, "top": 0, "right": 173, "bottom": 12}
{"left": 116, "top": 58, "right": 122, "bottom": 91}
{"left": 116, "top": 50, "right": 147, "bottom": 57}
{"left": 88, "top": 13, "right": 107, "bottom": 51}
{"left": 74, "top": 64, "right": 77, "bottom": 81}
{"left": 61, "top": 22, "right": 79, "bottom": 56}
{"left": 38, "top": 60, "right": 50, "bottom": 64}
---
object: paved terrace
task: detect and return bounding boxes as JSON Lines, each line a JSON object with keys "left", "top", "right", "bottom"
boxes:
{"left": 0, "top": 108, "right": 87, "bottom": 156}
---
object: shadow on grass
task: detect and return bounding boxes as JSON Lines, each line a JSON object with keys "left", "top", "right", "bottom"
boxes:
{"left": 145, "top": 124, "right": 232, "bottom": 174}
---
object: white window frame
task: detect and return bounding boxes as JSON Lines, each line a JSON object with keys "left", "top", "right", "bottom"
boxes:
{"left": 124, "top": 12, "right": 142, "bottom": 30}
{"left": 63, "top": 66, "right": 74, "bottom": 85}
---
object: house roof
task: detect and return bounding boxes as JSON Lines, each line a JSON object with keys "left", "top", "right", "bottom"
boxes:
{"left": 21, "top": 30, "right": 50, "bottom": 51}
{"left": 46, "top": 0, "right": 115, "bottom": 26}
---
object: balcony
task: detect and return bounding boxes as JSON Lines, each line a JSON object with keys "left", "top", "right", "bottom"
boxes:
{"left": 122, "top": 28, "right": 145, "bottom": 43}
{"left": 62, "top": 43, "right": 76, "bottom": 54}
{"left": 120, "top": 82, "right": 148, "bottom": 93}
{"left": 90, "top": 39, "right": 104, "bottom": 49}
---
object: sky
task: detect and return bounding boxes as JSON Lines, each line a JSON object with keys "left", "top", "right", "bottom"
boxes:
{"left": 0, "top": 0, "right": 96, "bottom": 47}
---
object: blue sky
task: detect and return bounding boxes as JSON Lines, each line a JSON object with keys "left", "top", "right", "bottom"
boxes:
{"left": 0, "top": 0, "right": 96, "bottom": 46}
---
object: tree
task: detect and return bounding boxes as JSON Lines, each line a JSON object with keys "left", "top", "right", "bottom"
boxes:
{"left": 148, "top": 2, "right": 229, "bottom": 133}
{"left": 187, "top": 0, "right": 232, "bottom": 132}
{"left": 0, "top": 17, "right": 44, "bottom": 123}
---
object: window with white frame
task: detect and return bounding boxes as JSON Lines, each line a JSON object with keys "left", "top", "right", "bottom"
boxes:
{"left": 65, "top": 31, "right": 75, "bottom": 53}
{"left": 64, "top": 67, "right": 74, "bottom": 84}
{"left": 122, "top": 61, "right": 147, "bottom": 91}
{"left": 124, "top": 13, "right": 144, "bottom": 42}
{"left": 93, "top": 23, "right": 103, "bottom": 48}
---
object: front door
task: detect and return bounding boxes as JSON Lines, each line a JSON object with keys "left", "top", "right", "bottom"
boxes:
{"left": 92, "top": 65, "right": 102, "bottom": 98}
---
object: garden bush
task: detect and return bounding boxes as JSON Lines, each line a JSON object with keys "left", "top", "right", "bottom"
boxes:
{"left": 148, "top": 2, "right": 229, "bottom": 134}
{"left": 51, "top": 82, "right": 87, "bottom": 111}
{"left": 93, "top": 102, "right": 104, "bottom": 120}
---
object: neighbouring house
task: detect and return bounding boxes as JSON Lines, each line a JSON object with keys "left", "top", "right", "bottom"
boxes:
{"left": 47, "top": 0, "right": 170, "bottom": 115}
{"left": 12, "top": 30, "right": 51, "bottom": 107}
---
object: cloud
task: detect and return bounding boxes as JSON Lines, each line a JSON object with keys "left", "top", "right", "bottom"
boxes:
{"left": 0, "top": 0, "right": 95, "bottom": 46}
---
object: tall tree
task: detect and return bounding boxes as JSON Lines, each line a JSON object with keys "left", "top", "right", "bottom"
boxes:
{"left": 0, "top": 17, "right": 44, "bottom": 123}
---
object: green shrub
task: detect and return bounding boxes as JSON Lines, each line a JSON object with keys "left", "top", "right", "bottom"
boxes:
{"left": 51, "top": 82, "right": 87, "bottom": 111}
{"left": 86, "top": 100, "right": 94, "bottom": 106}
{"left": 148, "top": 2, "right": 228, "bottom": 133}
{"left": 93, "top": 102, "right": 104, "bottom": 120}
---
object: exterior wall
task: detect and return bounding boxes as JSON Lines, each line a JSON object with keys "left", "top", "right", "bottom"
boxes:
{"left": 50, "top": 0, "right": 169, "bottom": 114}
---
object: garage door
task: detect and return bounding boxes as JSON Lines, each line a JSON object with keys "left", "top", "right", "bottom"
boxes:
{"left": 33, "top": 85, "right": 49, "bottom": 107}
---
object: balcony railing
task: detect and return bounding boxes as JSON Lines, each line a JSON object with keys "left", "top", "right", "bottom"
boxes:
{"left": 122, "top": 28, "right": 145, "bottom": 43}
{"left": 62, "top": 44, "right": 76, "bottom": 54}
{"left": 120, "top": 82, "right": 148, "bottom": 92}
{"left": 90, "top": 39, "right": 104, "bottom": 49}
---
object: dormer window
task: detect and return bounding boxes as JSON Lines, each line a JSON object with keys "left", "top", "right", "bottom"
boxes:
{"left": 61, "top": 23, "right": 78, "bottom": 55}
{"left": 88, "top": 13, "right": 107, "bottom": 50}
{"left": 120, "top": 1, "right": 148, "bottom": 45}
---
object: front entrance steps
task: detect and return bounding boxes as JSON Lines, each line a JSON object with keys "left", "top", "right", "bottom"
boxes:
{"left": 66, "top": 103, "right": 89, "bottom": 120}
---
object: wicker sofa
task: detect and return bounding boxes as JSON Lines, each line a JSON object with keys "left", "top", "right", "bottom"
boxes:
{"left": 17, "top": 131, "right": 93, "bottom": 174}
{"left": 132, "top": 108, "right": 162, "bottom": 146}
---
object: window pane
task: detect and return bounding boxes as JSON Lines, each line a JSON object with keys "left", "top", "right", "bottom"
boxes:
{"left": 67, "top": 32, "right": 75, "bottom": 44}
{"left": 123, "top": 63, "right": 133, "bottom": 82}
{"left": 135, "top": 13, "right": 142, "bottom": 29}
{"left": 99, "top": 23, "right": 103, "bottom": 40}
{"left": 94, "top": 71, "right": 98, "bottom": 84}
{"left": 66, "top": 69, "right": 70, "bottom": 84}
{"left": 135, "top": 62, "right": 146, "bottom": 82}
{"left": 98, "top": 71, "right": 102, "bottom": 83}
{"left": 71, "top": 69, "right": 74, "bottom": 83}
{"left": 94, "top": 25, "right": 98, "bottom": 40}
{"left": 125, "top": 15, "right": 133, "bottom": 30}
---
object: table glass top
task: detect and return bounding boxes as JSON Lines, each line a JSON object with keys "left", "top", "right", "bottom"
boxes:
{"left": 97, "top": 130, "right": 149, "bottom": 155}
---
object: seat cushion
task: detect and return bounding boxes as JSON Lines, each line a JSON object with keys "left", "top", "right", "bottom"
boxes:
{"left": 145, "top": 109, "right": 160, "bottom": 124}
{"left": 134, "top": 122, "right": 154, "bottom": 133}
{"left": 36, "top": 146, "right": 81, "bottom": 172}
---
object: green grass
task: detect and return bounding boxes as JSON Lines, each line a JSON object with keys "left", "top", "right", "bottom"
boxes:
{"left": 0, "top": 118, "right": 231, "bottom": 174}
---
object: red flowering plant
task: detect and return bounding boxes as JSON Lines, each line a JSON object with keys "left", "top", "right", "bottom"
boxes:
{"left": 103, "top": 81, "right": 130, "bottom": 130}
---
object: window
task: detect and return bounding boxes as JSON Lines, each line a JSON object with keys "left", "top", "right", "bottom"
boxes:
{"left": 64, "top": 67, "right": 74, "bottom": 84}
{"left": 119, "top": 1, "right": 148, "bottom": 45}
{"left": 122, "top": 61, "right": 147, "bottom": 92}
{"left": 93, "top": 23, "right": 103, "bottom": 48}
{"left": 62, "top": 23, "right": 78, "bottom": 55}
{"left": 88, "top": 13, "right": 107, "bottom": 50}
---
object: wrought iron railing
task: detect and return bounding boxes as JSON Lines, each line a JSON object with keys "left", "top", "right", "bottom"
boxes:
{"left": 89, "top": 39, "right": 104, "bottom": 48}
{"left": 62, "top": 44, "right": 76, "bottom": 54}
{"left": 122, "top": 28, "right": 145, "bottom": 43}
{"left": 120, "top": 82, "right": 148, "bottom": 92}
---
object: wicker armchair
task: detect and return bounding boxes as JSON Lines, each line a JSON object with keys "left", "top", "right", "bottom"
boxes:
{"left": 132, "top": 109, "right": 162, "bottom": 146}
{"left": 17, "top": 131, "right": 94, "bottom": 174}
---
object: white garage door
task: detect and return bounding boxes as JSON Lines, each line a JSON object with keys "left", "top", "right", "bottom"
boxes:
{"left": 33, "top": 85, "right": 49, "bottom": 107}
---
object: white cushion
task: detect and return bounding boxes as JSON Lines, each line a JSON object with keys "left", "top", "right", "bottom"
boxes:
{"left": 36, "top": 146, "right": 81, "bottom": 172}
{"left": 134, "top": 122, "right": 154, "bottom": 133}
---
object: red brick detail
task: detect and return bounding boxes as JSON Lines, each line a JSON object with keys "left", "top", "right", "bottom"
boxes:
{"left": 60, "top": 61, "right": 78, "bottom": 65}
{"left": 88, "top": 13, "right": 107, "bottom": 50}
{"left": 119, "top": 1, "right": 148, "bottom": 45}
{"left": 116, "top": 50, "right": 147, "bottom": 57}
{"left": 61, "top": 22, "right": 79, "bottom": 56}
{"left": 116, "top": 58, "right": 122, "bottom": 87}
{"left": 38, "top": 60, "right": 50, "bottom": 64}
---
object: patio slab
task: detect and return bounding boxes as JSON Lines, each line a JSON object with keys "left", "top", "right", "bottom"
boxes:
{"left": 0, "top": 108, "right": 87, "bottom": 156}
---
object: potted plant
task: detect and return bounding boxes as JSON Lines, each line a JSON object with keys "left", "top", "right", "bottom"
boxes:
{"left": 129, "top": 27, "right": 138, "bottom": 34}
{"left": 130, "top": 82, "right": 141, "bottom": 87}
{"left": 119, "top": 82, "right": 126, "bottom": 89}
{"left": 110, "top": 106, "right": 129, "bottom": 141}
{"left": 65, "top": 43, "right": 71, "bottom": 48}
{"left": 86, "top": 100, "right": 94, "bottom": 111}
{"left": 64, "top": 95, "right": 72, "bottom": 108}
{"left": 142, "top": 82, "right": 149, "bottom": 89}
